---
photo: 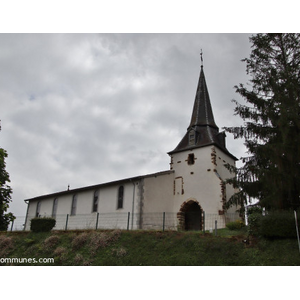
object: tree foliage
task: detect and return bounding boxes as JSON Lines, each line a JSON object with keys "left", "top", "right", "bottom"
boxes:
{"left": 0, "top": 122, "right": 15, "bottom": 230}
{"left": 225, "top": 33, "right": 300, "bottom": 211}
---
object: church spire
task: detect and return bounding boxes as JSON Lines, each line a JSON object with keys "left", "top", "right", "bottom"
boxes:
{"left": 188, "top": 52, "right": 218, "bottom": 131}
{"left": 168, "top": 54, "right": 236, "bottom": 160}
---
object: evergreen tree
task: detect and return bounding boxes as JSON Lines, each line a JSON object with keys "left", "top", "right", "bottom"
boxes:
{"left": 225, "top": 33, "right": 300, "bottom": 211}
{"left": 0, "top": 122, "right": 14, "bottom": 230}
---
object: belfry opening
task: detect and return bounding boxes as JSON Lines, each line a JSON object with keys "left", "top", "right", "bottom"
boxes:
{"left": 178, "top": 200, "right": 203, "bottom": 231}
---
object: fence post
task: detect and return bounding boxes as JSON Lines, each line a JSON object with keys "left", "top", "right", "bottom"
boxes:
{"left": 163, "top": 212, "right": 165, "bottom": 231}
{"left": 96, "top": 212, "right": 99, "bottom": 230}
{"left": 10, "top": 219, "right": 14, "bottom": 232}
{"left": 294, "top": 211, "right": 300, "bottom": 253}
{"left": 202, "top": 211, "right": 205, "bottom": 233}
{"left": 215, "top": 220, "right": 217, "bottom": 236}
{"left": 127, "top": 212, "right": 130, "bottom": 230}
{"left": 65, "top": 214, "right": 69, "bottom": 231}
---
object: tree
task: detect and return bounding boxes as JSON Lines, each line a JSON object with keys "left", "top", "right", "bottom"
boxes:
{"left": 0, "top": 122, "right": 14, "bottom": 230}
{"left": 225, "top": 33, "right": 300, "bottom": 211}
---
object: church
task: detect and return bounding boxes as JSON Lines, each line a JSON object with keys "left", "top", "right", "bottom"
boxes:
{"left": 24, "top": 57, "right": 239, "bottom": 231}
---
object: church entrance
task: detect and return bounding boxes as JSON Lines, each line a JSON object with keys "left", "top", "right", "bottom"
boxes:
{"left": 178, "top": 200, "right": 203, "bottom": 231}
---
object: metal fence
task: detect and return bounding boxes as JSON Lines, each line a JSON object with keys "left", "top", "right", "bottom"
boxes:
{"left": 9, "top": 216, "right": 26, "bottom": 231}
{"left": 8, "top": 211, "right": 241, "bottom": 232}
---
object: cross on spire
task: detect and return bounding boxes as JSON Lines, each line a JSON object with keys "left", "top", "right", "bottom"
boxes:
{"left": 200, "top": 49, "right": 203, "bottom": 67}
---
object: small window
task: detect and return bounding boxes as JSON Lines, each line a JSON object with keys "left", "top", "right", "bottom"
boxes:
{"left": 117, "top": 186, "right": 124, "bottom": 209}
{"left": 36, "top": 201, "right": 41, "bottom": 217}
{"left": 71, "top": 194, "right": 77, "bottom": 216}
{"left": 188, "top": 153, "right": 195, "bottom": 165}
{"left": 189, "top": 131, "right": 195, "bottom": 145}
{"left": 52, "top": 198, "right": 58, "bottom": 217}
{"left": 92, "top": 190, "right": 99, "bottom": 212}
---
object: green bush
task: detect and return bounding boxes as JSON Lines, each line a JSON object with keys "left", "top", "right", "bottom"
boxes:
{"left": 247, "top": 206, "right": 263, "bottom": 216}
{"left": 226, "top": 220, "right": 245, "bottom": 230}
{"left": 247, "top": 212, "right": 263, "bottom": 236}
{"left": 259, "top": 211, "right": 300, "bottom": 239}
{"left": 30, "top": 217, "right": 56, "bottom": 232}
{"left": 246, "top": 206, "right": 263, "bottom": 237}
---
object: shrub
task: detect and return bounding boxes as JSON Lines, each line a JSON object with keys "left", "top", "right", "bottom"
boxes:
{"left": 89, "top": 230, "right": 121, "bottom": 254}
{"left": 247, "top": 212, "right": 263, "bottom": 236}
{"left": 71, "top": 232, "right": 89, "bottom": 250}
{"left": 0, "top": 235, "right": 13, "bottom": 258}
{"left": 246, "top": 206, "right": 263, "bottom": 237}
{"left": 89, "top": 232, "right": 109, "bottom": 253}
{"left": 30, "top": 217, "right": 56, "bottom": 232}
{"left": 226, "top": 220, "right": 245, "bottom": 230}
{"left": 74, "top": 253, "right": 84, "bottom": 264}
{"left": 247, "top": 206, "right": 263, "bottom": 216}
{"left": 259, "top": 211, "right": 300, "bottom": 239}
{"left": 53, "top": 246, "right": 68, "bottom": 264}
{"left": 43, "top": 235, "right": 60, "bottom": 250}
{"left": 53, "top": 246, "right": 67, "bottom": 257}
{"left": 0, "top": 235, "right": 13, "bottom": 249}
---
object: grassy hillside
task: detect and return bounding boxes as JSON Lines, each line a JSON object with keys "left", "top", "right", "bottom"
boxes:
{"left": 1, "top": 228, "right": 300, "bottom": 266}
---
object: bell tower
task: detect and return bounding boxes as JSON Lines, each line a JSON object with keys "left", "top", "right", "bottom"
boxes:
{"left": 168, "top": 53, "right": 238, "bottom": 229}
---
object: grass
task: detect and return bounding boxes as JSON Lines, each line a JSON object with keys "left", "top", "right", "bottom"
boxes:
{"left": 1, "top": 228, "right": 300, "bottom": 266}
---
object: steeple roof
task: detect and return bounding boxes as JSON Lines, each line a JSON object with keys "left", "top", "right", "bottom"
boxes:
{"left": 168, "top": 58, "right": 237, "bottom": 161}
{"left": 188, "top": 65, "right": 218, "bottom": 131}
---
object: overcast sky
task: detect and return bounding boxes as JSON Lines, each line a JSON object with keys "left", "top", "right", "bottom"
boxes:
{"left": 0, "top": 33, "right": 253, "bottom": 216}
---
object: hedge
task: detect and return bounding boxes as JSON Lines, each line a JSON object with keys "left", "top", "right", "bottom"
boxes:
{"left": 247, "top": 210, "right": 300, "bottom": 239}
{"left": 226, "top": 220, "right": 245, "bottom": 230}
{"left": 30, "top": 217, "right": 56, "bottom": 232}
{"left": 259, "top": 211, "right": 300, "bottom": 239}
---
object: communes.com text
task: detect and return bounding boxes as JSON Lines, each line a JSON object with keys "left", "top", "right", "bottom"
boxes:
{"left": 0, "top": 257, "right": 54, "bottom": 264}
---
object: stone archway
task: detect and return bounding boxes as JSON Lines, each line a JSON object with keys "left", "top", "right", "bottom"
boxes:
{"left": 177, "top": 200, "right": 203, "bottom": 231}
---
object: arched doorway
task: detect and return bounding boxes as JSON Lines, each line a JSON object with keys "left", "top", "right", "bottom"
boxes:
{"left": 178, "top": 200, "right": 203, "bottom": 231}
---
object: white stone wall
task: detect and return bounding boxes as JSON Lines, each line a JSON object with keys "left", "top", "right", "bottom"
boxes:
{"left": 170, "top": 146, "right": 238, "bottom": 215}
{"left": 141, "top": 172, "right": 175, "bottom": 229}
{"left": 213, "top": 146, "right": 239, "bottom": 214}
{"left": 142, "top": 172, "right": 174, "bottom": 213}
{"left": 25, "top": 180, "right": 141, "bottom": 230}
{"left": 170, "top": 147, "right": 217, "bottom": 213}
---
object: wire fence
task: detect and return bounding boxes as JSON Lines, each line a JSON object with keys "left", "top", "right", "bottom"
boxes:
{"left": 9, "top": 212, "right": 241, "bottom": 232}
{"left": 8, "top": 216, "right": 26, "bottom": 231}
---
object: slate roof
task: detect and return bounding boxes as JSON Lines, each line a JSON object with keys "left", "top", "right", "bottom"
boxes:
{"left": 189, "top": 65, "right": 218, "bottom": 130}
{"left": 24, "top": 170, "right": 174, "bottom": 202}
{"left": 168, "top": 64, "right": 237, "bottom": 161}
